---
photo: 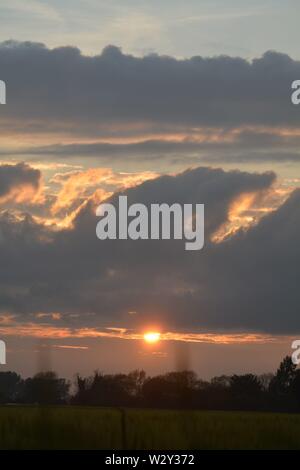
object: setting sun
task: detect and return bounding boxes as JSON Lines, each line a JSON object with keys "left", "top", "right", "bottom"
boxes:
{"left": 143, "top": 332, "right": 161, "bottom": 344}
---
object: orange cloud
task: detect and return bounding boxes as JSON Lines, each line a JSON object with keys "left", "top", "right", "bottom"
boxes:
{"left": 53, "top": 345, "right": 89, "bottom": 350}
{"left": 211, "top": 182, "right": 294, "bottom": 243}
{"left": 50, "top": 167, "right": 158, "bottom": 215}
{"left": 0, "top": 319, "right": 290, "bottom": 345}
{"left": 0, "top": 162, "right": 44, "bottom": 205}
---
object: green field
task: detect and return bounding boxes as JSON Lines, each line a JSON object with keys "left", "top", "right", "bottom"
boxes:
{"left": 0, "top": 406, "right": 300, "bottom": 449}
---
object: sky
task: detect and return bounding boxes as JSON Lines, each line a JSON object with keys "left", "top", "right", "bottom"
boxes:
{"left": 0, "top": 1, "right": 300, "bottom": 379}
{"left": 1, "top": 0, "right": 300, "bottom": 59}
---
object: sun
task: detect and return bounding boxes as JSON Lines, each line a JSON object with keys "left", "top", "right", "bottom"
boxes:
{"left": 143, "top": 332, "right": 161, "bottom": 344}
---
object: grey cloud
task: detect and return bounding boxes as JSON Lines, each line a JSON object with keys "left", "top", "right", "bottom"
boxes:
{"left": 3, "top": 130, "right": 300, "bottom": 166}
{"left": 203, "top": 190, "right": 300, "bottom": 333}
{"left": 0, "top": 166, "right": 282, "bottom": 334}
{"left": 0, "top": 41, "right": 299, "bottom": 132}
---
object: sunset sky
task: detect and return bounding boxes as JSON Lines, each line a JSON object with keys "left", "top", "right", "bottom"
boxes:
{"left": 0, "top": 0, "right": 300, "bottom": 379}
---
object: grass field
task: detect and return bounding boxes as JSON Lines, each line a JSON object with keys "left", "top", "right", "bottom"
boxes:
{"left": 0, "top": 406, "right": 299, "bottom": 449}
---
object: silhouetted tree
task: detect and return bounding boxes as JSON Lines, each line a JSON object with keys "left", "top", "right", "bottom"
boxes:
{"left": 21, "top": 371, "right": 70, "bottom": 404}
{"left": 72, "top": 374, "right": 90, "bottom": 405}
{"left": 204, "top": 375, "right": 231, "bottom": 410}
{"left": 1, "top": 355, "right": 299, "bottom": 412}
{"left": 269, "top": 356, "right": 297, "bottom": 411}
{"left": 142, "top": 376, "right": 167, "bottom": 408}
{"left": 73, "top": 370, "right": 147, "bottom": 406}
{"left": 292, "top": 370, "right": 300, "bottom": 411}
{"left": 127, "top": 370, "right": 146, "bottom": 397}
{"left": 142, "top": 371, "right": 199, "bottom": 408}
{"left": 230, "top": 374, "right": 264, "bottom": 410}
{"left": 0, "top": 372, "right": 22, "bottom": 403}
{"left": 258, "top": 373, "right": 274, "bottom": 391}
{"left": 210, "top": 375, "right": 231, "bottom": 389}
{"left": 270, "top": 356, "right": 297, "bottom": 394}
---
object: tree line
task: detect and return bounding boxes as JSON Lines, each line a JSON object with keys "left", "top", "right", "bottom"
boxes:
{"left": 0, "top": 356, "right": 300, "bottom": 412}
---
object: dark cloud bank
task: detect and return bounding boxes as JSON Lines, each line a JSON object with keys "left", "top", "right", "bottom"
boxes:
{"left": 2, "top": 41, "right": 300, "bottom": 167}
{"left": 1, "top": 164, "right": 299, "bottom": 335}
{"left": 0, "top": 40, "right": 299, "bottom": 129}
{"left": 10, "top": 130, "right": 300, "bottom": 165}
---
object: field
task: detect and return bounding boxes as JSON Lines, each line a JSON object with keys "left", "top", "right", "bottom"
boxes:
{"left": 0, "top": 406, "right": 299, "bottom": 449}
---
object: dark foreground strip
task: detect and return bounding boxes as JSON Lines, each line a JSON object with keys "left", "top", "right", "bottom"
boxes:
{"left": 0, "top": 450, "right": 297, "bottom": 464}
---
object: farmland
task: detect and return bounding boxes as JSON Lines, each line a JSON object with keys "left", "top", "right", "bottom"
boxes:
{"left": 0, "top": 407, "right": 300, "bottom": 450}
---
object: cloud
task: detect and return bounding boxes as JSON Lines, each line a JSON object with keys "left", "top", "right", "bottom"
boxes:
{"left": 0, "top": 319, "right": 287, "bottom": 345}
{"left": 50, "top": 167, "right": 157, "bottom": 216}
{"left": 8, "top": 128, "right": 300, "bottom": 166}
{"left": 0, "top": 165, "right": 287, "bottom": 336}
{"left": 0, "top": 162, "right": 41, "bottom": 203}
{"left": 208, "top": 189, "right": 300, "bottom": 333}
{"left": 0, "top": 42, "right": 299, "bottom": 136}
{"left": 1, "top": 42, "right": 300, "bottom": 168}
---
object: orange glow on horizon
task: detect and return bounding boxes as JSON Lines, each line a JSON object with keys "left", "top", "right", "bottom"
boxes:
{"left": 143, "top": 332, "right": 161, "bottom": 344}
{"left": 0, "top": 317, "right": 291, "bottom": 345}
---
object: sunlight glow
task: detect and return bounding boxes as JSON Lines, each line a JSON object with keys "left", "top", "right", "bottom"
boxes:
{"left": 143, "top": 332, "right": 161, "bottom": 344}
